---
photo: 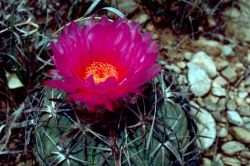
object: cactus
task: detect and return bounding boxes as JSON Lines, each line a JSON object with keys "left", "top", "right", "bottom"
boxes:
{"left": 32, "top": 68, "right": 198, "bottom": 166}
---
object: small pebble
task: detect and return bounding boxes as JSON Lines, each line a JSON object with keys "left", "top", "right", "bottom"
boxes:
{"left": 211, "top": 86, "right": 227, "bottom": 97}
{"left": 215, "top": 58, "right": 228, "bottom": 71}
{"left": 217, "top": 126, "right": 228, "bottom": 138}
{"left": 232, "top": 126, "right": 250, "bottom": 143}
{"left": 222, "top": 157, "right": 241, "bottom": 166}
{"left": 221, "top": 141, "right": 245, "bottom": 155}
{"left": 213, "top": 76, "right": 228, "bottom": 87}
{"left": 240, "top": 151, "right": 250, "bottom": 159}
{"left": 247, "top": 52, "right": 250, "bottom": 62}
{"left": 176, "top": 61, "right": 186, "bottom": 69}
{"left": 190, "top": 51, "right": 217, "bottom": 78}
{"left": 221, "top": 67, "right": 237, "bottom": 83}
{"left": 184, "top": 52, "right": 192, "bottom": 60}
{"left": 221, "top": 45, "right": 233, "bottom": 56}
{"left": 238, "top": 91, "right": 248, "bottom": 99}
{"left": 187, "top": 63, "right": 212, "bottom": 97}
{"left": 202, "top": 157, "right": 213, "bottom": 166}
{"left": 226, "top": 99, "right": 237, "bottom": 111}
{"left": 226, "top": 111, "right": 243, "bottom": 126}
{"left": 238, "top": 106, "right": 250, "bottom": 116}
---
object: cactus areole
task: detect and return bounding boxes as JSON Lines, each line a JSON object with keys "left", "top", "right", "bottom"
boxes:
{"left": 45, "top": 17, "right": 161, "bottom": 111}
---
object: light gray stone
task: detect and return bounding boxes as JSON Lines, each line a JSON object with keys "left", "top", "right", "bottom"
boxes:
{"left": 187, "top": 63, "right": 211, "bottom": 97}
{"left": 247, "top": 52, "right": 250, "bottom": 63}
{"left": 235, "top": 97, "right": 248, "bottom": 107}
{"left": 190, "top": 51, "right": 217, "bottom": 78}
{"left": 213, "top": 76, "right": 228, "bottom": 87}
{"left": 204, "top": 96, "right": 218, "bottom": 112}
{"left": 176, "top": 61, "right": 186, "bottom": 69}
{"left": 238, "top": 106, "right": 250, "bottom": 116}
{"left": 226, "top": 99, "right": 237, "bottom": 111}
{"left": 222, "top": 157, "right": 241, "bottom": 166}
{"left": 246, "top": 98, "right": 250, "bottom": 104}
{"left": 212, "top": 112, "right": 227, "bottom": 123}
{"left": 238, "top": 91, "right": 248, "bottom": 99}
{"left": 214, "top": 154, "right": 224, "bottom": 166}
{"left": 221, "top": 141, "right": 245, "bottom": 155}
{"left": 221, "top": 67, "right": 237, "bottom": 83}
{"left": 226, "top": 111, "right": 243, "bottom": 126}
{"left": 244, "top": 123, "right": 250, "bottom": 130}
{"left": 240, "top": 151, "right": 250, "bottom": 159}
{"left": 202, "top": 158, "right": 213, "bottom": 166}
{"left": 134, "top": 14, "right": 149, "bottom": 24}
{"left": 190, "top": 107, "right": 216, "bottom": 150}
{"left": 242, "top": 117, "right": 250, "bottom": 123}
{"left": 245, "top": 77, "right": 250, "bottom": 86}
{"left": 218, "top": 98, "right": 226, "bottom": 112}
{"left": 184, "top": 52, "right": 192, "bottom": 60}
{"left": 164, "top": 64, "right": 182, "bottom": 73}
{"left": 215, "top": 58, "right": 229, "bottom": 71}
{"left": 112, "top": 0, "right": 138, "bottom": 14}
{"left": 218, "top": 127, "right": 228, "bottom": 138}
{"left": 221, "top": 45, "right": 234, "bottom": 56}
{"left": 232, "top": 126, "right": 250, "bottom": 143}
{"left": 211, "top": 86, "right": 227, "bottom": 97}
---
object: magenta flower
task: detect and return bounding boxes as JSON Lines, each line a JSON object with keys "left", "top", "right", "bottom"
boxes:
{"left": 45, "top": 17, "right": 161, "bottom": 111}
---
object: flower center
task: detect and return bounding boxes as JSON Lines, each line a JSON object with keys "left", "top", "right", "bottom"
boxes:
{"left": 85, "top": 62, "right": 118, "bottom": 84}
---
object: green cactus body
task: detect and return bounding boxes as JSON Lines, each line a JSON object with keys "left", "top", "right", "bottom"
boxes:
{"left": 33, "top": 73, "right": 197, "bottom": 166}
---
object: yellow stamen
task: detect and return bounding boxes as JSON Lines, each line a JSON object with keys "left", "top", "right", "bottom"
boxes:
{"left": 85, "top": 62, "right": 118, "bottom": 84}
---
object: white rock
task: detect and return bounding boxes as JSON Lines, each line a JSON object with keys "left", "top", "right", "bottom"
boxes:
{"left": 218, "top": 127, "right": 228, "bottom": 138}
{"left": 221, "top": 67, "right": 237, "bottom": 83}
{"left": 135, "top": 14, "right": 149, "bottom": 24}
{"left": 245, "top": 77, "right": 250, "bottom": 86}
{"left": 222, "top": 157, "right": 241, "bottom": 166}
{"left": 6, "top": 72, "right": 24, "bottom": 89}
{"left": 240, "top": 151, "right": 250, "bottom": 159}
{"left": 190, "top": 51, "right": 217, "bottom": 78}
{"left": 213, "top": 76, "right": 228, "bottom": 87}
{"left": 187, "top": 63, "right": 212, "bottom": 97}
{"left": 226, "top": 99, "right": 237, "bottom": 111}
{"left": 226, "top": 111, "right": 244, "bottom": 126}
{"left": 215, "top": 58, "right": 229, "bottom": 71}
{"left": 211, "top": 86, "right": 227, "bottom": 97}
{"left": 238, "top": 91, "right": 248, "bottom": 99}
{"left": 232, "top": 126, "right": 250, "bottom": 143}
{"left": 235, "top": 97, "right": 248, "bottom": 106}
{"left": 238, "top": 106, "right": 250, "bottom": 116}
{"left": 221, "top": 45, "right": 234, "bottom": 56}
{"left": 176, "top": 61, "right": 186, "bottom": 69}
{"left": 111, "top": 0, "right": 138, "bottom": 14}
{"left": 164, "top": 64, "right": 181, "bottom": 73}
{"left": 242, "top": 117, "right": 250, "bottom": 123}
{"left": 184, "top": 52, "right": 192, "bottom": 60}
{"left": 190, "top": 104, "right": 216, "bottom": 150}
{"left": 247, "top": 52, "right": 250, "bottom": 63}
{"left": 214, "top": 154, "right": 224, "bottom": 166}
{"left": 246, "top": 98, "right": 250, "bottom": 104}
{"left": 202, "top": 158, "right": 213, "bottom": 166}
{"left": 221, "top": 141, "right": 245, "bottom": 155}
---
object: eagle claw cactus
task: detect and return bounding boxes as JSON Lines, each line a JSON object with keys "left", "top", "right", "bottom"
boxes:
{"left": 33, "top": 17, "right": 198, "bottom": 165}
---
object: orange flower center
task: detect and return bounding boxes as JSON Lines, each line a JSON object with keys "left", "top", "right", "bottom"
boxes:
{"left": 85, "top": 62, "right": 118, "bottom": 84}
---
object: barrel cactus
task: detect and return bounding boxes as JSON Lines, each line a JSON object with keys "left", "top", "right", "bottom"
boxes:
{"left": 31, "top": 16, "right": 198, "bottom": 165}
